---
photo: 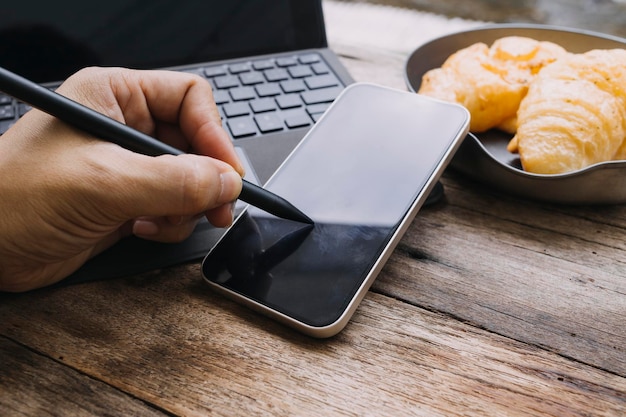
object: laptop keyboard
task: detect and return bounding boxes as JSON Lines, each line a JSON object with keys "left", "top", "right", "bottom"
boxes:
{"left": 189, "top": 52, "right": 344, "bottom": 139}
{"left": 0, "top": 52, "right": 344, "bottom": 139}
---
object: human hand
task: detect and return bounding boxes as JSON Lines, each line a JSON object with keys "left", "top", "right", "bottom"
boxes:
{"left": 0, "top": 67, "right": 244, "bottom": 292}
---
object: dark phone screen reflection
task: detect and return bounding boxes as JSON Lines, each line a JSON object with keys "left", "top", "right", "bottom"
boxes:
{"left": 203, "top": 212, "right": 393, "bottom": 327}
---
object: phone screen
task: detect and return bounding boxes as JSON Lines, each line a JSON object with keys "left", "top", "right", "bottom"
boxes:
{"left": 202, "top": 84, "right": 469, "bottom": 335}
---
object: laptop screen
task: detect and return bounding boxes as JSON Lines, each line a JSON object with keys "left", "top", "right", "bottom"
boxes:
{"left": 0, "top": 0, "right": 327, "bottom": 83}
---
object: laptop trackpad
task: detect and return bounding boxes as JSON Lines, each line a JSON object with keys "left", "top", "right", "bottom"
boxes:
{"left": 58, "top": 147, "right": 260, "bottom": 287}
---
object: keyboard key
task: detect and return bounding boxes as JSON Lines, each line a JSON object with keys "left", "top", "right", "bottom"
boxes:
{"left": 306, "top": 102, "right": 331, "bottom": 116}
{"left": 250, "top": 98, "right": 277, "bottom": 113}
{"left": 255, "top": 83, "right": 282, "bottom": 97}
{"left": 276, "top": 94, "right": 303, "bottom": 109}
{"left": 228, "top": 116, "right": 257, "bottom": 138}
{"left": 0, "top": 119, "right": 15, "bottom": 134}
{"left": 212, "top": 90, "right": 230, "bottom": 105}
{"left": 301, "top": 86, "right": 343, "bottom": 105}
{"left": 230, "top": 86, "right": 256, "bottom": 101}
{"left": 283, "top": 109, "right": 312, "bottom": 128}
{"left": 214, "top": 75, "right": 240, "bottom": 89}
{"left": 276, "top": 56, "right": 298, "bottom": 67}
{"left": 223, "top": 102, "right": 251, "bottom": 117}
{"left": 311, "top": 62, "right": 330, "bottom": 75}
{"left": 204, "top": 65, "right": 227, "bottom": 77}
{"left": 255, "top": 112, "right": 284, "bottom": 133}
{"left": 240, "top": 72, "right": 265, "bottom": 85}
{"left": 299, "top": 53, "right": 321, "bottom": 64}
{"left": 311, "top": 113, "right": 325, "bottom": 122}
{"left": 305, "top": 74, "right": 339, "bottom": 90}
{"left": 0, "top": 104, "right": 15, "bottom": 120}
{"left": 252, "top": 59, "right": 275, "bottom": 70}
{"left": 229, "top": 62, "right": 251, "bottom": 74}
{"left": 288, "top": 65, "right": 313, "bottom": 78}
{"left": 264, "top": 68, "right": 289, "bottom": 82}
{"left": 0, "top": 94, "right": 13, "bottom": 105}
{"left": 280, "top": 79, "right": 306, "bottom": 93}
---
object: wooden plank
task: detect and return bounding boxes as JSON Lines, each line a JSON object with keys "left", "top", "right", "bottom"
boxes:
{"left": 375, "top": 175, "right": 626, "bottom": 375}
{"left": 0, "top": 337, "right": 166, "bottom": 416}
{"left": 0, "top": 273, "right": 624, "bottom": 416}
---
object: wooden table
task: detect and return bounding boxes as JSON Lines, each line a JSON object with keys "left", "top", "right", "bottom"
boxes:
{"left": 2, "top": 2, "right": 625, "bottom": 416}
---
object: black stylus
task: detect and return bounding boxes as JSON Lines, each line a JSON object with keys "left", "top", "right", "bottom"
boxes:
{"left": 0, "top": 66, "right": 313, "bottom": 224}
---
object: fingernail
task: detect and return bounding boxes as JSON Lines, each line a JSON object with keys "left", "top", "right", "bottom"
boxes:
{"left": 230, "top": 201, "right": 237, "bottom": 222}
{"left": 219, "top": 170, "right": 242, "bottom": 203}
{"left": 132, "top": 219, "right": 159, "bottom": 236}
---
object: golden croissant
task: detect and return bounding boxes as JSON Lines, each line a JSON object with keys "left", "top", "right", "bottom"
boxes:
{"left": 418, "top": 36, "right": 567, "bottom": 133}
{"left": 509, "top": 49, "right": 626, "bottom": 174}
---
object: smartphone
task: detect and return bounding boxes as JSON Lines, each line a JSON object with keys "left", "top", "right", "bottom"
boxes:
{"left": 202, "top": 83, "right": 469, "bottom": 337}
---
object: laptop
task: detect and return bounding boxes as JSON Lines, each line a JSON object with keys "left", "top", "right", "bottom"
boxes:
{"left": 0, "top": 0, "right": 354, "bottom": 285}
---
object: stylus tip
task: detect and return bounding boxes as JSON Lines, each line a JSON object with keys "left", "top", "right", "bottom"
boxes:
{"left": 290, "top": 207, "right": 314, "bottom": 224}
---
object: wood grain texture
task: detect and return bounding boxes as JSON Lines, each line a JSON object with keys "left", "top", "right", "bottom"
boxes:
{"left": 376, "top": 174, "right": 626, "bottom": 375}
{"left": 1, "top": 271, "right": 625, "bottom": 417}
{"left": 0, "top": 337, "right": 166, "bottom": 416}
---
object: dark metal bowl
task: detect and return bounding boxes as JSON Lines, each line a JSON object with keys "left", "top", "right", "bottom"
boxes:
{"left": 405, "top": 23, "right": 626, "bottom": 204}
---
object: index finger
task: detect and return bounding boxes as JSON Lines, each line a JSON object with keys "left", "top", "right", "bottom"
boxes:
{"left": 105, "top": 68, "right": 244, "bottom": 175}
{"left": 147, "top": 71, "right": 242, "bottom": 165}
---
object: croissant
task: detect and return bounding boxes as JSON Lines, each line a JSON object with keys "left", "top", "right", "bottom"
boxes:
{"left": 509, "top": 49, "right": 626, "bottom": 174}
{"left": 418, "top": 36, "right": 567, "bottom": 133}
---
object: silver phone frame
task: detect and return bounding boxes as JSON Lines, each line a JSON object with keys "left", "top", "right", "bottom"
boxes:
{"left": 202, "top": 83, "right": 470, "bottom": 338}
